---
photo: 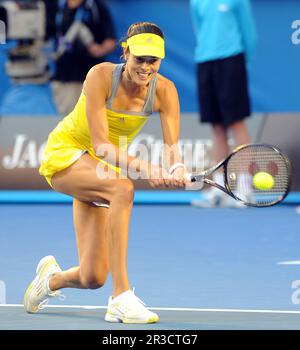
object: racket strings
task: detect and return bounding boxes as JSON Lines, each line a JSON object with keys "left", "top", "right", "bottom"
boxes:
{"left": 226, "top": 145, "right": 290, "bottom": 206}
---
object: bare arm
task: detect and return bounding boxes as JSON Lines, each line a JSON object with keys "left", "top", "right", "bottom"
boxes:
{"left": 158, "top": 80, "right": 185, "bottom": 172}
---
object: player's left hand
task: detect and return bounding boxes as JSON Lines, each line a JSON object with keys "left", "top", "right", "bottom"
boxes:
{"left": 169, "top": 166, "right": 187, "bottom": 188}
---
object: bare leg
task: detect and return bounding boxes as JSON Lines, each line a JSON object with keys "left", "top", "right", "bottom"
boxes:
{"left": 48, "top": 153, "right": 134, "bottom": 297}
{"left": 106, "top": 189, "right": 133, "bottom": 296}
{"left": 50, "top": 200, "right": 110, "bottom": 290}
{"left": 211, "top": 123, "right": 229, "bottom": 163}
{"left": 229, "top": 119, "right": 250, "bottom": 148}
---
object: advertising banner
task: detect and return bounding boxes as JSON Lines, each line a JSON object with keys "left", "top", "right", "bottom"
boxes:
{"left": 2, "top": 114, "right": 297, "bottom": 191}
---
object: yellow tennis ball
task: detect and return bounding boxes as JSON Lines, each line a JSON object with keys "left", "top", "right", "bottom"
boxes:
{"left": 252, "top": 172, "right": 274, "bottom": 190}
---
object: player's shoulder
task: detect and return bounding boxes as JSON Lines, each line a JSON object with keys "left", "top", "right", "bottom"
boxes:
{"left": 156, "top": 73, "right": 177, "bottom": 92}
{"left": 155, "top": 74, "right": 178, "bottom": 111}
{"left": 156, "top": 73, "right": 177, "bottom": 99}
{"left": 87, "top": 62, "right": 116, "bottom": 78}
{"left": 85, "top": 62, "right": 118, "bottom": 87}
{"left": 83, "top": 62, "right": 117, "bottom": 95}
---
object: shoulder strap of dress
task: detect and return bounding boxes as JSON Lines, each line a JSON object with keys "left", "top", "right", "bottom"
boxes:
{"left": 106, "top": 64, "right": 124, "bottom": 109}
{"left": 143, "top": 74, "right": 158, "bottom": 115}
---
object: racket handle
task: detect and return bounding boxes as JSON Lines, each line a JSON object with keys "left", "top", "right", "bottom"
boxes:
{"left": 184, "top": 173, "right": 196, "bottom": 182}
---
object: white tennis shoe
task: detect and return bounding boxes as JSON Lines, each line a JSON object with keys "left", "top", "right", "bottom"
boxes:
{"left": 191, "top": 189, "right": 224, "bottom": 208}
{"left": 105, "top": 289, "right": 159, "bottom": 324}
{"left": 220, "top": 195, "right": 246, "bottom": 208}
{"left": 192, "top": 190, "right": 246, "bottom": 208}
{"left": 23, "top": 255, "right": 65, "bottom": 313}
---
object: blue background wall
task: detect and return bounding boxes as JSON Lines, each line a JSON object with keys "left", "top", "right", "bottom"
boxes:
{"left": 0, "top": 0, "right": 299, "bottom": 114}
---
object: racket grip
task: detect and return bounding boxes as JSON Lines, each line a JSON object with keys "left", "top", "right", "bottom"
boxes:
{"left": 184, "top": 173, "right": 196, "bottom": 182}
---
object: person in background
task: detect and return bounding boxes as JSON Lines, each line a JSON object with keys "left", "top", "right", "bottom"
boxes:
{"left": 190, "top": 0, "right": 257, "bottom": 207}
{"left": 50, "top": 0, "right": 116, "bottom": 116}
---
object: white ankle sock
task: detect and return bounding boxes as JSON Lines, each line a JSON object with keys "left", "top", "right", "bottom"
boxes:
{"left": 46, "top": 276, "right": 53, "bottom": 294}
{"left": 112, "top": 289, "right": 132, "bottom": 302}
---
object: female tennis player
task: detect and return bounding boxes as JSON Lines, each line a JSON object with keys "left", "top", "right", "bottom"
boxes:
{"left": 23, "top": 22, "right": 187, "bottom": 324}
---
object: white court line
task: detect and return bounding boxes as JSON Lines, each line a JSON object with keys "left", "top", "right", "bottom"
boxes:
{"left": 278, "top": 260, "right": 300, "bottom": 265}
{"left": 1, "top": 304, "right": 300, "bottom": 314}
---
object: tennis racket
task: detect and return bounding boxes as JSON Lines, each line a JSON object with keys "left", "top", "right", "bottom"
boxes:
{"left": 185, "top": 143, "right": 291, "bottom": 207}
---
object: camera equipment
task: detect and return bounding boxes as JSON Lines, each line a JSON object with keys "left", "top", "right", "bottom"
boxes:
{"left": 0, "top": 1, "right": 48, "bottom": 81}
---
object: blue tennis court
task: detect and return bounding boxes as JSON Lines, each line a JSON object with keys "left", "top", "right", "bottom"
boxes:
{"left": 1, "top": 197, "right": 300, "bottom": 330}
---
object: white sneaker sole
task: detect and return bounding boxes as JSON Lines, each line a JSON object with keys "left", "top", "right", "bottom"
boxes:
{"left": 23, "top": 275, "right": 40, "bottom": 313}
{"left": 23, "top": 256, "right": 59, "bottom": 314}
{"left": 104, "top": 312, "right": 159, "bottom": 324}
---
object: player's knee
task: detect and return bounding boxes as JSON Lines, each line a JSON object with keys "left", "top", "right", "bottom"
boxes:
{"left": 113, "top": 179, "right": 134, "bottom": 204}
{"left": 80, "top": 271, "right": 108, "bottom": 289}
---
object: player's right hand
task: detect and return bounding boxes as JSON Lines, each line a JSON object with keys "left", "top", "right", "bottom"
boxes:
{"left": 144, "top": 163, "right": 172, "bottom": 188}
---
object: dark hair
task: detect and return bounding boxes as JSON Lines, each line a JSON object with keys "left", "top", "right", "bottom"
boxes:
{"left": 126, "top": 22, "right": 164, "bottom": 39}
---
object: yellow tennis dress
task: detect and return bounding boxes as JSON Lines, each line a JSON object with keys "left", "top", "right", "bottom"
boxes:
{"left": 39, "top": 64, "right": 157, "bottom": 187}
